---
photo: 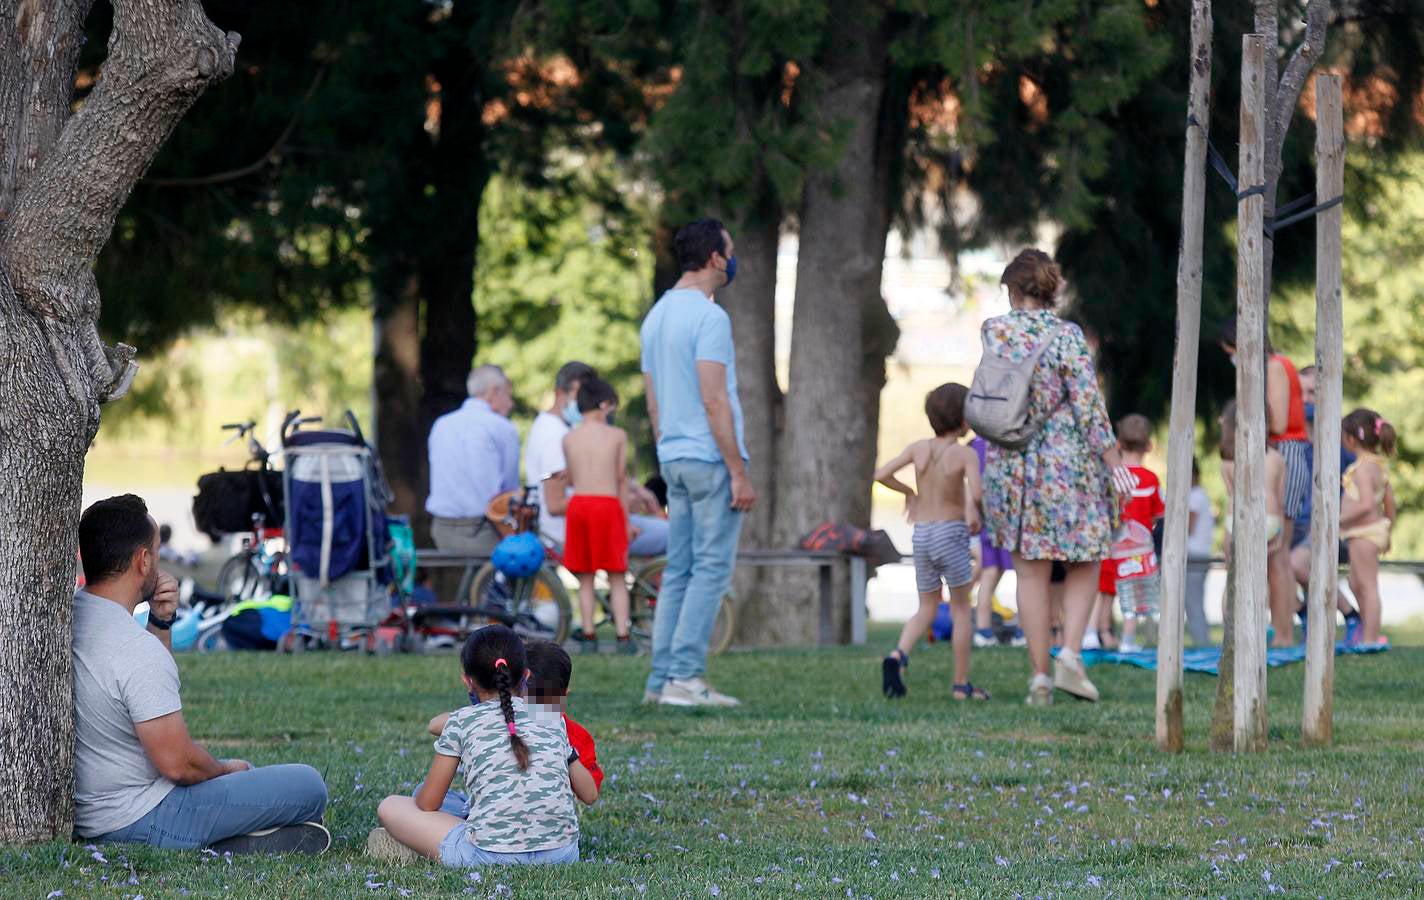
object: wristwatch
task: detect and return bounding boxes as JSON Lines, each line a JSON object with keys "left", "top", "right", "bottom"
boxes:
{"left": 148, "top": 610, "right": 177, "bottom": 631}
{"left": 567, "top": 747, "right": 580, "bottom": 766}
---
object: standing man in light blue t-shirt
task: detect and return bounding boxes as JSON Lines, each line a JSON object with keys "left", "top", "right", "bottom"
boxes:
{"left": 639, "top": 218, "right": 756, "bottom": 708}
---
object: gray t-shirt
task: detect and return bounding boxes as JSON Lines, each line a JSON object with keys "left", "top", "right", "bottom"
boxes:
{"left": 72, "top": 590, "right": 181, "bottom": 837}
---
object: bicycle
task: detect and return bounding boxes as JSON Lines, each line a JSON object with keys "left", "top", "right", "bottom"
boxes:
{"left": 445, "top": 485, "right": 573, "bottom": 645}
{"left": 461, "top": 490, "right": 735, "bottom": 655}
{"left": 211, "top": 420, "right": 289, "bottom": 604}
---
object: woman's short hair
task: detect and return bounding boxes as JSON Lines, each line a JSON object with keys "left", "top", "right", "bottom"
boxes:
{"left": 1000, "top": 249, "right": 1063, "bottom": 306}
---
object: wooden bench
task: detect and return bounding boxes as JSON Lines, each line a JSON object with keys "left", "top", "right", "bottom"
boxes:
{"left": 415, "top": 548, "right": 869, "bottom": 646}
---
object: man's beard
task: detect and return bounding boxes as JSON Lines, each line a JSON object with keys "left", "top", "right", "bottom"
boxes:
{"left": 141, "top": 567, "right": 159, "bottom": 600}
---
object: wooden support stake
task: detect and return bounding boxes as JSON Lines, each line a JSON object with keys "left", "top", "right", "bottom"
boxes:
{"left": 1303, "top": 73, "right": 1344, "bottom": 746}
{"left": 1157, "top": 0, "right": 1213, "bottom": 754}
{"left": 1233, "top": 34, "right": 1270, "bottom": 753}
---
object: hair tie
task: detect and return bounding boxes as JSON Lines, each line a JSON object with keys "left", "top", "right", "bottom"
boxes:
{"left": 507, "top": 722, "right": 518, "bottom": 736}
{"left": 1375, "top": 417, "right": 1385, "bottom": 435}
{"left": 493, "top": 657, "right": 508, "bottom": 669}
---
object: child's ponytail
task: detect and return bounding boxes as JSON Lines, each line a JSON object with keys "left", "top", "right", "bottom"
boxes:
{"left": 1343, "top": 408, "right": 1397, "bottom": 457}
{"left": 460, "top": 625, "right": 530, "bottom": 771}
{"left": 492, "top": 658, "right": 530, "bottom": 771}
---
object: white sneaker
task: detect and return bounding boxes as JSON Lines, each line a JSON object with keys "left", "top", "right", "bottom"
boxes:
{"left": 642, "top": 690, "right": 661, "bottom": 705}
{"left": 972, "top": 629, "right": 997, "bottom": 648}
{"left": 660, "top": 677, "right": 740, "bottom": 708}
{"left": 1118, "top": 638, "right": 1143, "bottom": 654}
{"left": 1009, "top": 627, "right": 1027, "bottom": 647}
{"left": 1081, "top": 630, "right": 1102, "bottom": 651}
{"left": 1025, "top": 673, "right": 1053, "bottom": 706}
{"left": 1053, "top": 651, "right": 1100, "bottom": 702}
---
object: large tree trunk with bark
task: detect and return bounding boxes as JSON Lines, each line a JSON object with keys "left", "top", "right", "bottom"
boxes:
{"left": 718, "top": 196, "right": 784, "bottom": 638}
{"left": 369, "top": 33, "right": 491, "bottom": 537}
{"left": 372, "top": 268, "right": 426, "bottom": 537}
{"left": 0, "top": 0, "right": 236, "bottom": 843}
{"left": 766, "top": 3, "right": 896, "bottom": 645}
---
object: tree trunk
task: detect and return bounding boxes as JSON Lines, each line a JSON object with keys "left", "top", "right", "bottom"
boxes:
{"left": 718, "top": 196, "right": 784, "bottom": 640}
{"left": 372, "top": 268, "right": 427, "bottom": 539}
{"left": 1210, "top": 552, "right": 1236, "bottom": 751}
{"left": 768, "top": 4, "right": 893, "bottom": 645}
{"left": 369, "top": 34, "right": 491, "bottom": 537}
{"left": 0, "top": 0, "right": 237, "bottom": 843}
{"left": 1157, "top": 0, "right": 1213, "bottom": 754}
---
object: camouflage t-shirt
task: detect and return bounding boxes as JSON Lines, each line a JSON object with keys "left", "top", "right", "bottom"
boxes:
{"left": 434, "top": 696, "right": 578, "bottom": 852}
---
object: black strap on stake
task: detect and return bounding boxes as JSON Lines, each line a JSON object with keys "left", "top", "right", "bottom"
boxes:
{"left": 1268, "top": 194, "right": 1343, "bottom": 236}
{"left": 1188, "top": 117, "right": 1344, "bottom": 235}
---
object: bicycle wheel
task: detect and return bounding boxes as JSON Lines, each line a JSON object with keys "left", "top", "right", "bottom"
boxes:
{"left": 216, "top": 552, "right": 261, "bottom": 602}
{"left": 629, "top": 559, "right": 736, "bottom": 656}
{"left": 194, "top": 616, "right": 229, "bottom": 652}
{"left": 467, "top": 564, "right": 571, "bottom": 644}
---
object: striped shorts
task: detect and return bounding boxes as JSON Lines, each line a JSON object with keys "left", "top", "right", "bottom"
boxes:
{"left": 1276, "top": 439, "right": 1311, "bottom": 521}
{"left": 912, "top": 521, "right": 973, "bottom": 593}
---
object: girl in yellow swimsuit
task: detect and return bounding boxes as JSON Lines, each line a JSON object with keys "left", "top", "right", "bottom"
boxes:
{"left": 1340, "top": 408, "right": 1397, "bottom": 647}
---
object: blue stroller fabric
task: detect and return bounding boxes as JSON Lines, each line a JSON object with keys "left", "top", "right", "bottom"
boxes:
{"left": 288, "top": 456, "right": 368, "bottom": 583}
{"left": 1058, "top": 641, "right": 1388, "bottom": 676}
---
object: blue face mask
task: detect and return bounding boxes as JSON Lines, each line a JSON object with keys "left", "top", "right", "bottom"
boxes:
{"left": 468, "top": 691, "right": 481, "bottom": 706}
{"left": 723, "top": 254, "right": 737, "bottom": 286}
{"left": 1304, "top": 401, "right": 1316, "bottom": 425}
{"left": 562, "top": 400, "right": 582, "bottom": 427}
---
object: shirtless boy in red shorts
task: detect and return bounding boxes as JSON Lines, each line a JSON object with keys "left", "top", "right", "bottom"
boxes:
{"left": 562, "top": 377, "right": 635, "bottom": 654}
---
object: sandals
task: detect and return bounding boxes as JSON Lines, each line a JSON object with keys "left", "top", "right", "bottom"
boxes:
{"left": 952, "top": 682, "right": 991, "bottom": 702}
{"left": 882, "top": 651, "right": 908, "bottom": 699}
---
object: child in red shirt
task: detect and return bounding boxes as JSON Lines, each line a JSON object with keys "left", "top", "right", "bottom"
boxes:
{"left": 424, "top": 640, "right": 602, "bottom": 806}
{"left": 525, "top": 641, "right": 603, "bottom": 795}
{"left": 1096, "top": 414, "right": 1165, "bottom": 653}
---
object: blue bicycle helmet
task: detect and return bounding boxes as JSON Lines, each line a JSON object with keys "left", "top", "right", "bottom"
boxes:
{"left": 492, "top": 532, "right": 545, "bottom": 579}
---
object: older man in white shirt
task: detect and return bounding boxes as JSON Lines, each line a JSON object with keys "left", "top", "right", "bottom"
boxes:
{"left": 426, "top": 365, "right": 520, "bottom": 556}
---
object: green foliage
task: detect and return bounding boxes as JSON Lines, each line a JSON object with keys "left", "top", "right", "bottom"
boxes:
{"left": 474, "top": 166, "right": 658, "bottom": 470}
{"left": 3, "top": 633, "right": 1423, "bottom": 894}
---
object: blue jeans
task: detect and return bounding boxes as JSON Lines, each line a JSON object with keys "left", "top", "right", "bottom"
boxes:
{"left": 439, "top": 823, "right": 578, "bottom": 867}
{"left": 628, "top": 514, "right": 669, "bottom": 557}
{"left": 413, "top": 781, "right": 469, "bottom": 818}
{"left": 95, "top": 764, "right": 327, "bottom": 849}
{"left": 645, "top": 459, "right": 742, "bottom": 693}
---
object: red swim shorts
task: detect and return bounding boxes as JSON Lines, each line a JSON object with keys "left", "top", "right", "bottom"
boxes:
{"left": 562, "top": 495, "right": 628, "bottom": 574}
{"left": 1098, "top": 558, "right": 1117, "bottom": 597}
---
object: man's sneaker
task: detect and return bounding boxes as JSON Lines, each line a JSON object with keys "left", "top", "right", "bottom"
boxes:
{"left": 365, "top": 826, "right": 419, "bottom": 864}
{"left": 1082, "top": 629, "right": 1102, "bottom": 651}
{"left": 1025, "top": 673, "right": 1053, "bottom": 707}
{"left": 210, "top": 821, "right": 331, "bottom": 856}
{"left": 642, "top": 689, "right": 661, "bottom": 705}
{"left": 1053, "top": 651, "right": 1100, "bottom": 702}
{"left": 660, "top": 677, "right": 740, "bottom": 708}
{"left": 1118, "top": 638, "right": 1143, "bottom": 655}
{"left": 572, "top": 632, "right": 599, "bottom": 655}
{"left": 1009, "top": 627, "right": 1027, "bottom": 648}
{"left": 972, "top": 628, "right": 998, "bottom": 648}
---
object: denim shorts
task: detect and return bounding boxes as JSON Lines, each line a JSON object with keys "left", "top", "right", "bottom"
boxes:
{"left": 438, "top": 824, "right": 579, "bottom": 867}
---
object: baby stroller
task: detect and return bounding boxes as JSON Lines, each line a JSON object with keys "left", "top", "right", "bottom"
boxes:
{"left": 281, "top": 410, "right": 393, "bottom": 651}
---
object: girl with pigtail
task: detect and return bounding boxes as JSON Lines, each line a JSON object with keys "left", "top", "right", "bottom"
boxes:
{"left": 1340, "top": 408, "right": 1398, "bottom": 648}
{"left": 373, "top": 625, "right": 585, "bottom": 866}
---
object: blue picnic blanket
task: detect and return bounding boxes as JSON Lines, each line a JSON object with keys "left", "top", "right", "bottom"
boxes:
{"left": 1058, "top": 642, "right": 1388, "bottom": 676}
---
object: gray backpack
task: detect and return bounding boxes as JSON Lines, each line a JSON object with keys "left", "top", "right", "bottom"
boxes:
{"left": 965, "top": 322, "right": 1065, "bottom": 450}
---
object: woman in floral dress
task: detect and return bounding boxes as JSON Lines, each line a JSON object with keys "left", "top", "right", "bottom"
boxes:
{"left": 980, "top": 250, "right": 1134, "bottom": 706}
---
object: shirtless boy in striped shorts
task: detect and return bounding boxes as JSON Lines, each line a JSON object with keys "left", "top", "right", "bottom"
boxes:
{"left": 873, "top": 383, "right": 988, "bottom": 701}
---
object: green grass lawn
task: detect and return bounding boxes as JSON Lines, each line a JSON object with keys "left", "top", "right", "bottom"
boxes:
{"left": 4, "top": 627, "right": 1423, "bottom": 897}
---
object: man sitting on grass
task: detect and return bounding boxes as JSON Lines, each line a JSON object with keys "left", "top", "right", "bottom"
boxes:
{"left": 73, "top": 495, "right": 330, "bottom": 854}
